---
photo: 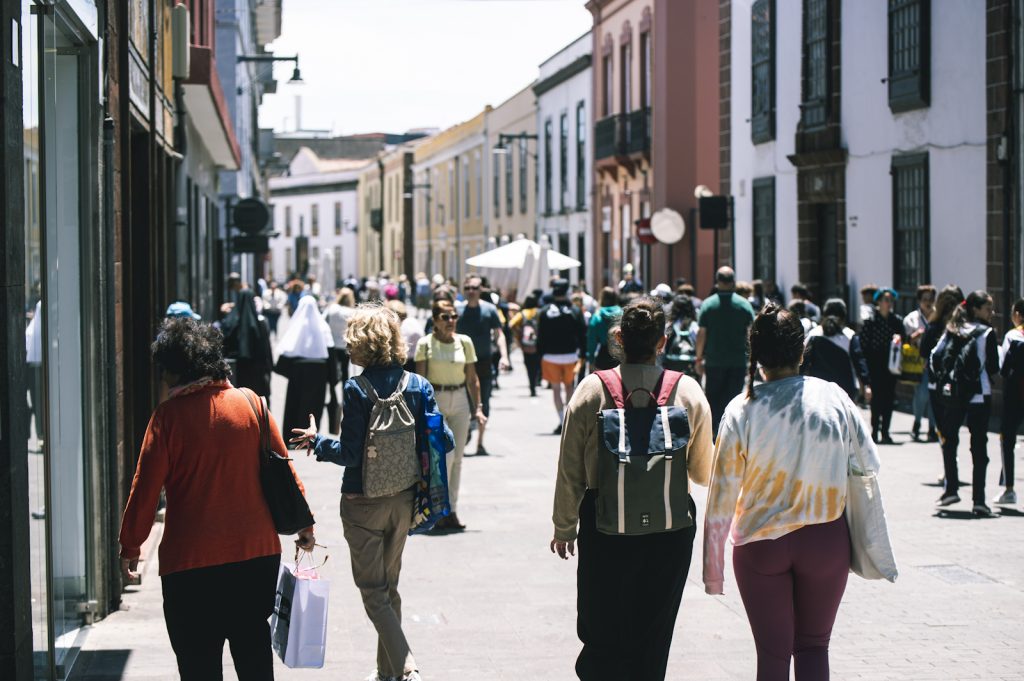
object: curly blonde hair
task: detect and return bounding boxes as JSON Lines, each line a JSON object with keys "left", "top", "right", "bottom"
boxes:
{"left": 345, "top": 303, "right": 408, "bottom": 367}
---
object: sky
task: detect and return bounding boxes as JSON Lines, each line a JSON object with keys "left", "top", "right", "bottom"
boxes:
{"left": 256, "top": 0, "right": 593, "bottom": 136}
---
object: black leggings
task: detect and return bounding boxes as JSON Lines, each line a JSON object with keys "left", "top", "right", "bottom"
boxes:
{"left": 162, "top": 554, "right": 280, "bottom": 681}
{"left": 523, "top": 352, "right": 542, "bottom": 394}
{"left": 1000, "top": 394, "right": 1023, "bottom": 487}
{"left": 869, "top": 369, "right": 897, "bottom": 437}
{"left": 941, "top": 399, "right": 991, "bottom": 504}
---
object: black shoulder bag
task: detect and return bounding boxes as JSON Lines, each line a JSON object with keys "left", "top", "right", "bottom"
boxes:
{"left": 239, "top": 389, "right": 315, "bottom": 535}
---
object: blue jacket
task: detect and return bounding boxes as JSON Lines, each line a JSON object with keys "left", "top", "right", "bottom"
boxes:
{"left": 312, "top": 365, "right": 439, "bottom": 494}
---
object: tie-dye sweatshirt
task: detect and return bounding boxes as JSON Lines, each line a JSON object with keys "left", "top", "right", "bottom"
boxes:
{"left": 702, "top": 375, "right": 880, "bottom": 595}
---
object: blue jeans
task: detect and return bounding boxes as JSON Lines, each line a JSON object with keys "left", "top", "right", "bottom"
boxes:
{"left": 912, "top": 371, "right": 934, "bottom": 433}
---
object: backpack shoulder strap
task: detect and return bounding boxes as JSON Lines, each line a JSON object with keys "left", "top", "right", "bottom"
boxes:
{"left": 656, "top": 370, "right": 685, "bottom": 406}
{"left": 595, "top": 369, "right": 626, "bottom": 409}
{"left": 353, "top": 374, "right": 379, "bottom": 403}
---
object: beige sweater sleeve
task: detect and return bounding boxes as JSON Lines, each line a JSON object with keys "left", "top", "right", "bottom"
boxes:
{"left": 677, "top": 376, "right": 715, "bottom": 487}
{"left": 551, "top": 374, "right": 603, "bottom": 542}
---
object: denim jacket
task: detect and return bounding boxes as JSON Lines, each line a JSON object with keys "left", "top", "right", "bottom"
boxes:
{"left": 312, "top": 365, "right": 439, "bottom": 494}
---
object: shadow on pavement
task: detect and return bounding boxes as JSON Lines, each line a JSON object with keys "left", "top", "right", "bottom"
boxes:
{"left": 66, "top": 650, "right": 131, "bottom": 681}
{"left": 933, "top": 509, "right": 1000, "bottom": 520}
{"left": 997, "top": 507, "right": 1024, "bottom": 518}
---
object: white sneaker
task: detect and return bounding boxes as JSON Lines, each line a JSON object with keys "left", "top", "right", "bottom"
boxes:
{"left": 403, "top": 672, "right": 422, "bottom": 681}
{"left": 364, "top": 671, "right": 398, "bottom": 681}
{"left": 995, "top": 490, "right": 1018, "bottom": 505}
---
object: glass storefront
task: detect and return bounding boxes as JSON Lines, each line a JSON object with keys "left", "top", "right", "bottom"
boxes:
{"left": 22, "top": 1, "right": 99, "bottom": 678}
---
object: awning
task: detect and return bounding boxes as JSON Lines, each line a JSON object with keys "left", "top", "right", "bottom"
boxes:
{"left": 182, "top": 46, "right": 241, "bottom": 170}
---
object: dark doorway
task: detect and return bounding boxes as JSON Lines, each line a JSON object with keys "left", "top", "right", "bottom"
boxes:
{"left": 816, "top": 203, "right": 839, "bottom": 301}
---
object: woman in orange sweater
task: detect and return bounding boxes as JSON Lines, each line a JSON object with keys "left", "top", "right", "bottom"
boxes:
{"left": 119, "top": 317, "right": 315, "bottom": 681}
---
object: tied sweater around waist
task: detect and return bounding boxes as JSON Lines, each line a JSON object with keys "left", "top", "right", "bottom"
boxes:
{"left": 119, "top": 382, "right": 307, "bottom": 575}
{"left": 702, "top": 375, "right": 880, "bottom": 594}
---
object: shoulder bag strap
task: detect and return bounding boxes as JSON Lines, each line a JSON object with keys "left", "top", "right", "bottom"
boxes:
{"left": 257, "top": 395, "right": 272, "bottom": 455}
{"left": 237, "top": 388, "right": 267, "bottom": 462}
{"left": 595, "top": 369, "right": 626, "bottom": 409}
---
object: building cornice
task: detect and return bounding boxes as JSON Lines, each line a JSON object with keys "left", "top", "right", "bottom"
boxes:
{"left": 533, "top": 55, "right": 593, "bottom": 97}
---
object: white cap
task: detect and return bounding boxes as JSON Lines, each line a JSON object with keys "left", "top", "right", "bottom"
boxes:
{"left": 651, "top": 283, "right": 673, "bottom": 297}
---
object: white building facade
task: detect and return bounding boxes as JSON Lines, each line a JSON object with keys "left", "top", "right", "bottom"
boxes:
{"left": 268, "top": 149, "right": 364, "bottom": 286}
{"left": 728, "top": 0, "right": 988, "bottom": 312}
{"left": 535, "top": 32, "right": 593, "bottom": 292}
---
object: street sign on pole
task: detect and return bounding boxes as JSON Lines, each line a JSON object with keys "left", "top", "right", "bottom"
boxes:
{"left": 233, "top": 198, "right": 271, "bottom": 235}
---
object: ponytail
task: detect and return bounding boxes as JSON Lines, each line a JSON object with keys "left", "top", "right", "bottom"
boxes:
{"left": 745, "top": 303, "right": 806, "bottom": 400}
{"left": 948, "top": 290, "right": 992, "bottom": 335}
{"left": 746, "top": 351, "right": 759, "bottom": 400}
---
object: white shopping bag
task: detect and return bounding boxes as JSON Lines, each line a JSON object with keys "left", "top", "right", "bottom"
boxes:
{"left": 270, "top": 560, "right": 330, "bottom": 668}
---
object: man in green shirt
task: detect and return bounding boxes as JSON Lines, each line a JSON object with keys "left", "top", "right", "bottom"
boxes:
{"left": 696, "top": 267, "right": 755, "bottom": 436}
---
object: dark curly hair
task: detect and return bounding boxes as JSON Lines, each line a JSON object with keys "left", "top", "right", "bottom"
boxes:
{"left": 151, "top": 317, "right": 231, "bottom": 384}
{"left": 747, "top": 303, "right": 805, "bottom": 399}
{"left": 669, "top": 294, "right": 696, "bottom": 324}
{"left": 614, "top": 296, "right": 666, "bottom": 363}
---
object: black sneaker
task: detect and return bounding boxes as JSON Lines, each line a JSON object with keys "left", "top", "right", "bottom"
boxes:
{"left": 912, "top": 421, "right": 921, "bottom": 441}
{"left": 936, "top": 493, "right": 961, "bottom": 507}
{"left": 972, "top": 503, "right": 996, "bottom": 518}
{"left": 553, "top": 423, "right": 563, "bottom": 435}
{"left": 475, "top": 445, "right": 490, "bottom": 457}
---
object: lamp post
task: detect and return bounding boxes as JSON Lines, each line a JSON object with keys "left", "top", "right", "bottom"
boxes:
{"left": 236, "top": 54, "right": 303, "bottom": 84}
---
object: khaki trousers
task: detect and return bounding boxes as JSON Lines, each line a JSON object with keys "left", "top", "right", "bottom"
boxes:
{"left": 341, "top": 489, "right": 417, "bottom": 678}
{"left": 434, "top": 388, "right": 471, "bottom": 513}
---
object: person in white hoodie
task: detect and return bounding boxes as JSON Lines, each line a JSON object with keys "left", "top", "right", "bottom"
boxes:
{"left": 997, "top": 297, "right": 1024, "bottom": 506}
{"left": 931, "top": 290, "right": 999, "bottom": 516}
{"left": 276, "top": 295, "right": 334, "bottom": 436}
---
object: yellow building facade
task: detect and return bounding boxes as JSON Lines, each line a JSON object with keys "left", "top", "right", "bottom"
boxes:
{"left": 485, "top": 84, "right": 538, "bottom": 243}
{"left": 412, "top": 108, "right": 489, "bottom": 282}
{"left": 356, "top": 161, "right": 382, "bottom": 277}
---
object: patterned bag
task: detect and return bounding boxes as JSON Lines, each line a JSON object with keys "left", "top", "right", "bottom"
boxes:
{"left": 354, "top": 372, "right": 422, "bottom": 498}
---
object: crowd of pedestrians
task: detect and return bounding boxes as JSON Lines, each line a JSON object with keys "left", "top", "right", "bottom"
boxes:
{"left": 119, "top": 262, "right": 1021, "bottom": 681}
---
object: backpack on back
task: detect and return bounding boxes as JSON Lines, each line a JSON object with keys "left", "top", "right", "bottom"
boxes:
{"left": 663, "top": 322, "right": 697, "bottom": 374}
{"left": 593, "top": 369, "right": 692, "bottom": 535}
{"left": 520, "top": 314, "right": 538, "bottom": 353}
{"left": 930, "top": 328, "right": 985, "bottom": 408}
{"left": 354, "top": 372, "right": 422, "bottom": 498}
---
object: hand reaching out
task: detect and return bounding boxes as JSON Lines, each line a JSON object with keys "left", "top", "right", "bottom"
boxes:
{"left": 289, "top": 414, "right": 317, "bottom": 455}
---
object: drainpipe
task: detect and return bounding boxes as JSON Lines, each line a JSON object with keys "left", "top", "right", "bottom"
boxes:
{"left": 1003, "top": 0, "right": 1015, "bottom": 325}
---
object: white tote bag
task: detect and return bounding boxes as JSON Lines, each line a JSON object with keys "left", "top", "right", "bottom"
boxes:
{"left": 887, "top": 336, "right": 903, "bottom": 376}
{"left": 845, "top": 444, "right": 898, "bottom": 582}
{"left": 271, "top": 560, "right": 330, "bottom": 668}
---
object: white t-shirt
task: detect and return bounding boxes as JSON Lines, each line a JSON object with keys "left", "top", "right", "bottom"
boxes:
{"left": 323, "top": 304, "right": 355, "bottom": 350}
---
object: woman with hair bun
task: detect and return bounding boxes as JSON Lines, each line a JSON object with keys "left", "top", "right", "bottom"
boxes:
{"left": 856, "top": 288, "right": 905, "bottom": 444}
{"left": 704, "top": 304, "right": 880, "bottom": 681}
{"left": 551, "top": 296, "right": 714, "bottom": 680}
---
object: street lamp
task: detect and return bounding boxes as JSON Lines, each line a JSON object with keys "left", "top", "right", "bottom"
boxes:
{"left": 236, "top": 53, "right": 303, "bottom": 84}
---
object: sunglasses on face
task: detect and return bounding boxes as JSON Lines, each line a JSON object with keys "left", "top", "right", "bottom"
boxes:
{"left": 463, "top": 285, "right": 481, "bottom": 292}
{"left": 438, "top": 313, "right": 459, "bottom": 322}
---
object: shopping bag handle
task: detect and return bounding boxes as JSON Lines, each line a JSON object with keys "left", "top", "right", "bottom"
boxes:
{"left": 294, "top": 544, "right": 330, "bottom": 572}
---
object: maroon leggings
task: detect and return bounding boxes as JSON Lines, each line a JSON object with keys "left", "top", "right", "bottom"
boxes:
{"left": 732, "top": 515, "right": 850, "bottom": 681}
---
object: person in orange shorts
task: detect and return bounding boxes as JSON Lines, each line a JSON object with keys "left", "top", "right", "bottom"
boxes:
{"left": 537, "top": 278, "right": 587, "bottom": 434}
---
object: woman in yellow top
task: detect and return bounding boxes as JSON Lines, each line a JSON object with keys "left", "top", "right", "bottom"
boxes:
{"left": 415, "top": 299, "right": 485, "bottom": 532}
{"left": 703, "top": 304, "right": 880, "bottom": 681}
{"left": 509, "top": 293, "right": 542, "bottom": 396}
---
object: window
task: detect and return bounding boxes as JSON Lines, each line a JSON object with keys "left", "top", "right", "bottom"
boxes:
{"left": 475, "top": 151, "right": 482, "bottom": 217}
{"left": 448, "top": 163, "right": 455, "bottom": 224}
{"left": 505, "top": 144, "right": 513, "bottom": 216}
{"left": 334, "top": 246, "right": 342, "bottom": 284}
{"left": 888, "top": 0, "right": 930, "bottom": 112}
{"left": 299, "top": 214, "right": 305, "bottom": 235}
{"left": 640, "top": 31, "right": 651, "bottom": 109}
{"left": 493, "top": 153, "right": 500, "bottom": 218}
{"left": 751, "top": 0, "right": 776, "bottom": 143}
{"left": 602, "top": 53, "right": 613, "bottom": 117}
{"left": 752, "top": 177, "right": 776, "bottom": 283}
{"left": 620, "top": 40, "right": 632, "bottom": 113}
{"left": 518, "top": 138, "right": 528, "bottom": 214}
{"left": 559, "top": 113, "right": 569, "bottom": 212}
{"left": 285, "top": 205, "right": 292, "bottom": 237}
{"left": 543, "top": 119, "right": 553, "bottom": 214}
{"left": 892, "top": 154, "right": 929, "bottom": 306}
{"left": 285, "top": 247, "right": 292, "bottom": 274}
{"left": 463, "top": 156, "right": 471, "bottom": 219}
{"left": 311, "top": 204, "right": 319, "bottom": 236}
{"left": 801, "top": 0, "right": 830, "bottom": 129}
{"left": 334, "top": 201, "right": 342, "bottom": 235}
{"left": 576, "top": 102, "right": 586, "bottom": 210}
{"left": 311, "top": 246, "right": 319, "bottom": 266}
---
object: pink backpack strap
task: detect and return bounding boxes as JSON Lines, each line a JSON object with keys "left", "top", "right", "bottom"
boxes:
{"left": 656, "top": 370, "right": 684, "bottom": 406}
{"left": 595, "top": 369, "right": 626, "bottom": 409}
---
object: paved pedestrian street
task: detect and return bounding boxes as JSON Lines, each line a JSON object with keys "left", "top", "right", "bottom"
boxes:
{"left": 71, "top": 357, "right": 1024, "bottom": 681}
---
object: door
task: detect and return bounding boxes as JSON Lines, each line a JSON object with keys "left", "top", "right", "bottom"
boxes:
{"left": 817, "top": 203, "right": 839, "bottom": 301}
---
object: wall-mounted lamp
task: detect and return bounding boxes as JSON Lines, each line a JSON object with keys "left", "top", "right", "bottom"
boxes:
{"left": 237, "top": 53, "right": 303, "bottom": 84}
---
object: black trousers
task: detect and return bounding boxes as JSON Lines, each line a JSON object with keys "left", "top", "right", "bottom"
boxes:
{"left": 869, "top": 368, "right": 897, "bottom": 437}
{"left": 523, "top": 352, "right": 542, "bottom": 394}
{"left": 941, "top": 399, "right": 991, "bottom": 504}
{"left": 575, "top": 490, "right": 697, "bottom": 681}
{"left": 475, "top": 359, "right": 493, "bottom": 417}
{"left": 705, "top": 366, "right": 747, "bottom": 437}
{"left": 1000, "top": 394, "right": 1023, "bottom": 487}
{"left": 283, "top": 359, "right": 328, "bottom": 435}
{"left": 162, "top": 554, "right": 280, "bottom": 681}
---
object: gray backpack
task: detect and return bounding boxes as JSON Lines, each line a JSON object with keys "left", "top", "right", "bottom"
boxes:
{"left": 353, "top": 373, "right": 421, "bottom": 498}
{"left": 593, "top": 369, "right": 692, "bottom": 535}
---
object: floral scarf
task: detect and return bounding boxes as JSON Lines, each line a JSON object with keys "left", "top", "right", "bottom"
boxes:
{"left": 167, "top": 377, "right": 232, "bottom": 400}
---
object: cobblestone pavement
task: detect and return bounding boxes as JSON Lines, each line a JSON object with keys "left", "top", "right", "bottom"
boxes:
{"left": 72, "top": 352, "right": 1024, "bottom": 680}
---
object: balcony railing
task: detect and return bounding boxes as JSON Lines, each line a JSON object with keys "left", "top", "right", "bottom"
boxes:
{"left": 625, "top": 107, "right": 650, "bottom": 155}
{"left": 594, "top": 114, "right": 625, "bottom": 161}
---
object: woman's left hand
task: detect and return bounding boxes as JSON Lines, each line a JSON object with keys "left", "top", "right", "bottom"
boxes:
{"left": 289, "top": 414, "right": 317, "bottom": 454}
{"left": 475, "top": 408, "right": 488, "bottom": 428}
